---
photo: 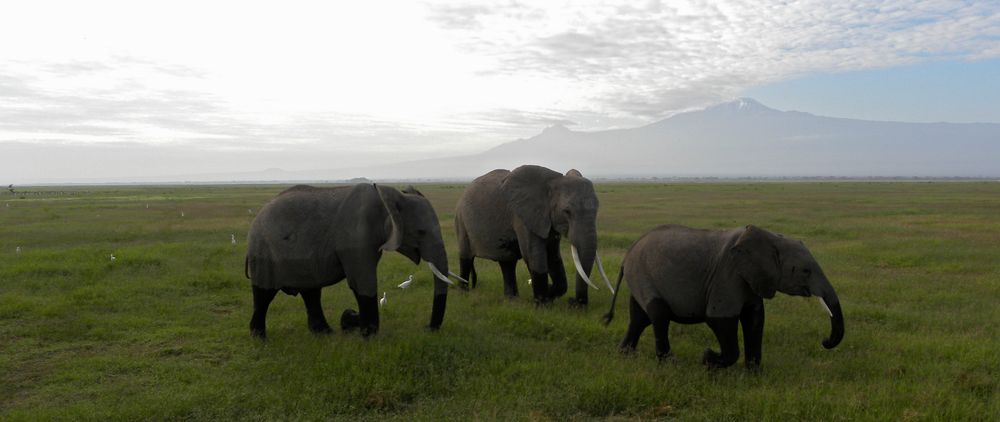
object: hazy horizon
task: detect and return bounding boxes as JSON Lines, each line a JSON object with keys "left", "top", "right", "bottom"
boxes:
{"left": 2, "top": 1, "right": 999, "bottom": 183}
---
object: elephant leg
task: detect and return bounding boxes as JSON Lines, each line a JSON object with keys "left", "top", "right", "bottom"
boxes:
{"left": 740, "top": 298, "right": 765, "bottom": 370}
{"left": 644, "top": 298, "right": 674, "bottom": 360}
{"left": 546, "top": 237, "right": 568, "bottom": 299}
{"left": 355, "top": 292, "right": 380, "bottom": 338}
{"left": 460, "top": 257, "right": 475, "bottom": 290}
{"left": 703, "top": 317, "right": 740, "bottom": 368}
{"left": 499, "top": 259, "right": 518, "bottom": 298}
{"left": 250, "top": 285, "right": 279, "bottom": 339}
{"left": 619, "top": 295, "right": 651, "bottom": 354}
{"left": 301, "top": 288, "right": 332, "bottom": 334}
{"left": 530, "top": 270, "right": 552, "bottom": 304}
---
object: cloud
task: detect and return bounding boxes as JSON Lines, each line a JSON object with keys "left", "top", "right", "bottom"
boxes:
{"left": 427, "top": 0, "right": 1000, "bottom": 118}
{"left": 1, "top": 1, "right": 998, "bottom": 181}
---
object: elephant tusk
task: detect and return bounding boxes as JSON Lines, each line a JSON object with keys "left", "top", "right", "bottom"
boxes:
{"left": 428, "top": 262, "right": 455, "bottom": 285}
{"left": 448, "top": 271, "right": 470, "bottom": 285}
{"left": 596, "top": 255, "right": 615, "bottom": 294}
{"left": 571, "top": 245, "right": 599, "bottom": 290}
{"left": 818, "top": 297, "right": 833, "bottom": 318}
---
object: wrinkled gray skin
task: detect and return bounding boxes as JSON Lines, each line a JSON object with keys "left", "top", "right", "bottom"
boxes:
{"left": 245, "top": 184, "right": 451, "bottom": 338}
{"left": 455, "top": 165, "right": 601, "bottom": 305}
{"left": 605, "top": 224, "right": 844, "bottom": 369}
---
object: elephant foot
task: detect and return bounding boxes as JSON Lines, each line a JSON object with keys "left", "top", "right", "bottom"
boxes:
{"left": 618, "top": 343, "right": 637, "bottom": 355}
{"left": 567, "top": 297, "right": 588, "bottom": 308}
{"left": 744, "top": 358, "right": 762, "bottom": 372}
{"left": 249, "top": 327, "right": 266, "bottom": 340}
{"left": 702, "top": 348, "right": 736, "bottom": 369}
{"left": 360, "top": 325, "right": 379, "bottom": 338}
{"left": 656, "top": 350, "right": 674, "bottom": 362}
{"left": 309, "top": 321, "right": 333, "bottom": 335}
{"left": 533, "top": 296, "right": 554, "bottom": 306}
{"left": 425, "top": 323, "right": 440, "bottom": 332}
{"left": 340, "top": 309, "right": 360, "bottom": 332}
{"left": 458, "top": 280, "right": 471, "bottom": 291}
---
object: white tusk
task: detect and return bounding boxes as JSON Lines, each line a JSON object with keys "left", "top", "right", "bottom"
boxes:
{"left": 571, "top": 245, "right": 599, "bottom": 290}
{"left": 428, "top": 262, "right": 454, "bottom": 285}
{"left": 448, "top": 271, "right": 470, "bottom": 285}
{"left": 818, "top": 297, "right": 833, "bottom": 317}
{"left": 596, "top": 255, "right": 615, "bottom": 294}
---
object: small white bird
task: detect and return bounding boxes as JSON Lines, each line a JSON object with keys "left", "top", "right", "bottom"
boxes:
{"left": 145, "top": 204, "right": 149, "bottom": 209}
{"left": 231, "top": 234, "right": 237, "bottom": 245}
{"left": 397, "top": 274, "right": 414, "bottom": 289}
{"left": 15, "top": 246, "right": 21, "bottom": 255}
{"left": 527, "top": 278, "right": 532, "bottom": 285}
{"left": 110, "top": 253, "right": 116, "bottom": 262}
{"left": 379, "top": 292, "right": 387, "bottom": 308}
{"left": 248, "top": 209, "right": 253, "bottom": 215}
{"left": 180, "top": 211, "right": 185, "bottom": 217}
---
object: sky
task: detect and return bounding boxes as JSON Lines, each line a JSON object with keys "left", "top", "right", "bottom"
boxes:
{"left": 1, "top": 0, "right": 998, "bottom": 182}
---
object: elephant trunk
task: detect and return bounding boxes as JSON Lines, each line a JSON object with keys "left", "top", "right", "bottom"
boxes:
{"left": 569, "top": 226, "right": 599, "bottom": 291}
{"left": 423, "top": 244, "right": 449, "bottom": 331}
{"left": 815, "top": 279, "right": 844, "bottom": 349}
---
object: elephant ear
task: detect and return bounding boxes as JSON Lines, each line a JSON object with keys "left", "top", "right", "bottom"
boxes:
{"left": 731, "top": 225, "right": 780, "bottom": 298}
{"left": 374, "top": 184, "right": 403, "bottom": 252}
{"left": 500, "top": 165, "right": 562, "bottom": 238}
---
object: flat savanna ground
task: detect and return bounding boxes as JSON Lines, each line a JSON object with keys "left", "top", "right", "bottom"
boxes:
{"left": 1, "top": 182, "right": 997, "bottom": 420}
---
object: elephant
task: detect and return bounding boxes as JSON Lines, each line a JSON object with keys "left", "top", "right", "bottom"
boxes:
{"left": 454, "top": 165, "right": 613, "bottom": 305}
{"left": 603, "top": 224, "right": 844, "bottom": 369}
{"left": 245, "top": 183, "right": 463, "bottom": 338}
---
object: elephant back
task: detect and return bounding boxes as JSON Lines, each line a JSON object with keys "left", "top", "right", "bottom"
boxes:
{"left": 246, "top": 187, "right": 347, "bottom": 290}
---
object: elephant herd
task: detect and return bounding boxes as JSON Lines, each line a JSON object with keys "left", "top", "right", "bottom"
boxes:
{"left": 245, "top": 165, "right": 844, "bottom": 369}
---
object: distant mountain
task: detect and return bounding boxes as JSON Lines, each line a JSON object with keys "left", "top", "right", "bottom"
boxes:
{"left": 345, "top": 98, "right": 1000, "bottom": 180}
{"left": 17, "top": 98, "right": 997, "bottom": 184}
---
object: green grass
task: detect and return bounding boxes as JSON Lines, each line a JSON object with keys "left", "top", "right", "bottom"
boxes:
{"left": 1, "top": 182, "right": 998, "bottom": 420}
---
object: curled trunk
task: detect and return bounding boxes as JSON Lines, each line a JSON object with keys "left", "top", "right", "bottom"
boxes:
{"left": 815, "top": 280, "right": 844, "bottom": 349}
{"left": 424, "top": 244, "right": 449, "bottom": 330}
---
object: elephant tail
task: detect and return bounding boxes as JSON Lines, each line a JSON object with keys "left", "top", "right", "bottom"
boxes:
{"left": 601, "top": 264, "right": 625, "bottom": 326}
{"left": 244, "top": 255, "right": 251, "bottom": 279}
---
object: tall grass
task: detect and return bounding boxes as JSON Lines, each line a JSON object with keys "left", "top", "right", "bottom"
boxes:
{"left": 1, "top": 183, "right": 997, "bottom": 420}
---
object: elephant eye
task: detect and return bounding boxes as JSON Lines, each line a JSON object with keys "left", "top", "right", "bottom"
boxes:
{"left": 804, "top": 268, "right": 812, "bottom": 276}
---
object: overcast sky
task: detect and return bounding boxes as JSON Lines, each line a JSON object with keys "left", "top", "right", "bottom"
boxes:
{"left": 2, "top": 1, "right": 999, "bottom": 182}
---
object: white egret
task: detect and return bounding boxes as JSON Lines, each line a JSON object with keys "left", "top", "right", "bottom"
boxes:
{"left": 110, "top": 254, "right": 116, "bottom": 262}
{"left": 379, "top": 292, "right": 387, "bottom": 308}
{"left": 231, "top": 234, "right": 237, "bottom": 245}
{"left": 528, "top": 278, "right": 532, "bottom": 285}
{"left": 180, "top": 211, "right": 185, "bottom": 217}
{"left": 15, "top": 246, "right": 21, "bottom": 255}
{"left": 397, "top": 274, "right": 414, "bottom": 289}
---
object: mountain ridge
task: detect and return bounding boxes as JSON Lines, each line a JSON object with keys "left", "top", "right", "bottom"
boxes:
{"left": 11, "top": 98, "right": 999, "bottom": 183}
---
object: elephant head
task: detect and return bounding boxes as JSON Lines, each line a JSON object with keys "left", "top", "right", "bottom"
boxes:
{"left": 730, "top": 225, "right": 844, "bottom": 349}
{"left": 499, "top": 165, "right": 613, "bottom": 292}
{"left": 375, "top": 185, "right": 456, "bottom": 330}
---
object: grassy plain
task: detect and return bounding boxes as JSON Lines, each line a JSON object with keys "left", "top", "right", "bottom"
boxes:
{"left": 0, "top": 182, "right": 998, "bottom": 420}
